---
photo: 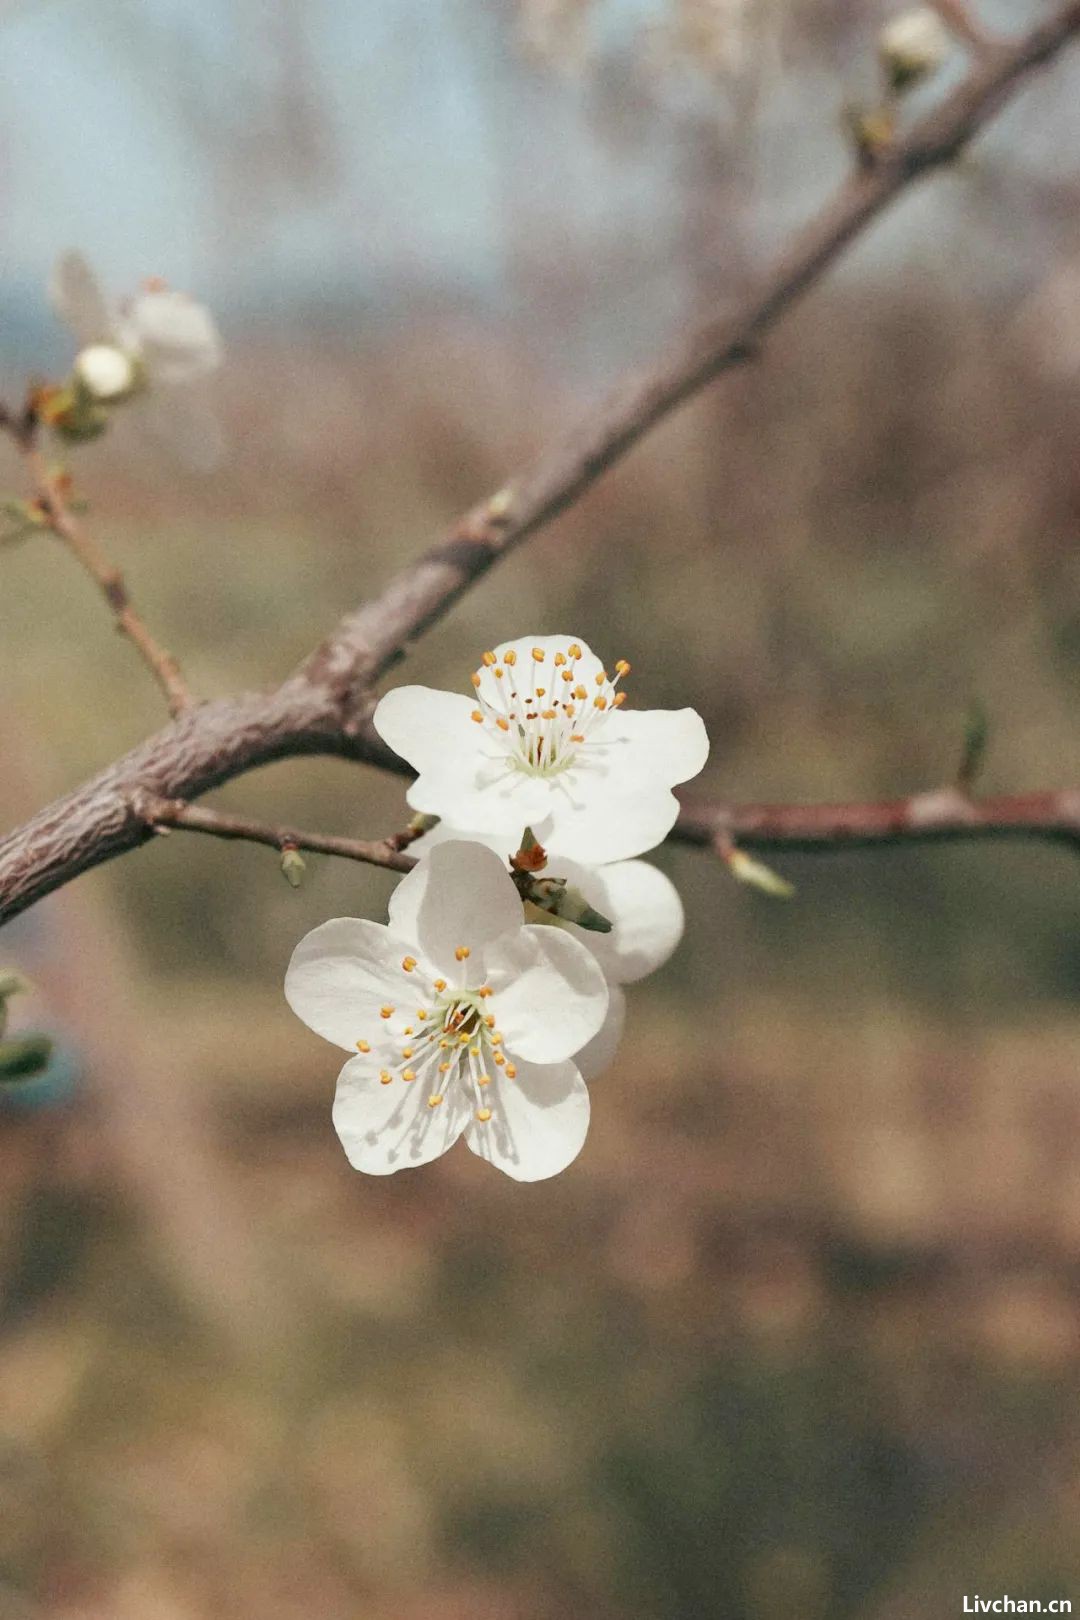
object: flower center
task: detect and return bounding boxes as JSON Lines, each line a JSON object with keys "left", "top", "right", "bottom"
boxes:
{"left": 354, "top": 948, "right": 516, "bottom": 1122}
{"left": 468, "top": 644, "right": 630, "bottom": 779}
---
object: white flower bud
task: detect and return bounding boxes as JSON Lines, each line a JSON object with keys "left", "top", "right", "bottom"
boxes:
{"left": 74, "top": 343, "right": 137, "bottom": 402}
{"left": 879, "top": 6, "right": 950, "bottom": 89}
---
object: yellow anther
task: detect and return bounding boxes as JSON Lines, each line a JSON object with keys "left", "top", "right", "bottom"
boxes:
{"left": 491, "top": 1032, "right": 504, "bottom": 1046}
{"left": 541, "top": 708, "right": 557, "bottom": 720}
{"left": 477, "top": 1074, "right": 491, "bottom": 1086}
{"left": 459, "top": 1032, "right": 470, "bottom": 1045}
{"left": 569, "top": 643, "right": 582, "bottom": 659}
{"left": 471, "top": 672, "right": 482, "bottom": 688}
{"left": 561, "top": 669, "right": 574, "bottom": 682}
{"left": 574, "top": 685, "right": 588, "bottom": 700}
{"left": 613, "top": 692, "right": 626, "bottom": 707}
{"left": 594, "top": 696, "right": 607, "bottom": 710}
{"left": 469, "top": 1045, "right": 481, "bottom": 1057}
{"left": 434, "top": 978, "right": 447, "bottom": 992}
{"left": 494, "top": 666, "right": 504, "bottom": 678}
{"left": 496, "top": 716, "right": 510, "bottom": 732}
{"left": 482, "top": 651, "right": 496, "bottom": 666}
{"left": 380, "top": 1005, "right": 394, "bottom": 1019}
{"left": 596, "top": 671, "right": 607, "bottom": 686}
{"left": 478, "top": 985, "right": 493, "bottom": 998}
{"left": 402, "top": 1047, "right": 414, "bottom": 1059}
{"left": 428, "top": 1093, "right": 444, "bottom": 1108}
{"left": 439, "top": 1061, "right": 451, "bottom": 1073}
{"left": 471, "top": 709, "right": 483, "bottom": 723}
{"left": 554, "top": 651, "right": 566, "bottom": 666}
{"left": 439, "top": 1039, "right": 451, "bottom": 1049}
{"left": 536, "top": 686, "right": 546, "bottom": 697}
{"left": 417, "top": 1009, "right": 429, "bottom": 1019}
{"left": 571, "top": 732, "right": 585, "bottom": 743}
{"left": 494, "top": 1053, "right": 505, "bottom": 1066}
{"left": 483, "top": 1015, "right": 495, "bottom": 1028}
{"left": 505, "top": 1064, "right": 517, "bottom": 1079}
{"left": 615, "top": 659, "right": 631, "bottom": 676}
{"left": 531, "top": 647, "right": 545, "bottom": 662}
{"left": 476, "top": 1107, "right": 493, "bottom": 1123}
{"left": 379, "top": 1070, "right": 393, "bottom": 1085}
{"left": 402, "top": 955, "right": 417, "bottom": 972}
{"left": 356, "top": 1039, "right": 371, "bottom": 1053}
{"left": 403, "top": 1026, "right": 414, "bottom": 1035}
{"left": 455, "top": 945, "right": 471, "bottom": 960}
{"left": 504, "top": 649, "right": 517, "bottom": 665}
{"left": 402, "top": 1068, "right": 416, "bottom": 1082}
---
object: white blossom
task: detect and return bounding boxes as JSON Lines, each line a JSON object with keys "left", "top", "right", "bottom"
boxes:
{"left": 373, "top": 635, "right": 709, "bottom": 866}
{"left": 285, "top": 840, "right": 609, "bottom": 1181}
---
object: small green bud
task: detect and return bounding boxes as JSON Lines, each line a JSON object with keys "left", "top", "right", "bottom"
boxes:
{"left": 281, "top": 847, "right": 307, "bottom": 888}
{"left": 0, "top": 1033, "right": 53, "bottom": 1083}
{"left": 551, "top": 885, "right": 613, "bottom": 933}
{"left": 725, "top": 848, "right": 796, "bottom": 900}
{"left": 408, "top": 813, "right": 440, "bottom": 835}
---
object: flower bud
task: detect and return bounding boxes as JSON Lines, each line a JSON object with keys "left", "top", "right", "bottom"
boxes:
{"left": 725, "top": 848, "right": 795, "bottom": 900}
{"left": 281, "top": 847, "right": 307, "bottom": 888}
{"left": 0, "top": 1033, "right": 53, "bottom": 1082}
{"left": 74, "top": 343, "right": 138, "bottom": 402}
{"left": 879, "top": 6, "right": 951, "bottom": 91}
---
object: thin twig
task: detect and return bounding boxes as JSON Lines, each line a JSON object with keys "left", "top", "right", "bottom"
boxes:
{"left": 3, "top": 428, "right": 192, "bottom": 717}
{"left": 672, "top": 789, "right": 1080, "bottom": 857}
{"left": 136, "top": 795, "right": 418, "bottom": 874}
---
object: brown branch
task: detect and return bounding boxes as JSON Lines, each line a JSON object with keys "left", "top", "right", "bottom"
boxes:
{"left": 136, "top": 795, "right": 419, "bottom": 874}
{"left": 672, "top": 790, "right": 1080, "bottom": 857}
{"left": 1, "top": 0, "right": 1080, "bottom": 926}
{"left": 5, "top": 431, "right": 192, "bottom": 717}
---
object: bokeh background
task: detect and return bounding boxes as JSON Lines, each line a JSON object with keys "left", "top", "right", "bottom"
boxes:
{"left": 4, "top": 0, "right": 1080, "bottom": 1616}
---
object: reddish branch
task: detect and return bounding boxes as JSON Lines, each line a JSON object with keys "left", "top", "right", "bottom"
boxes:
{"left": 137, "top": 795, "right": 419, "bottom": 874}
{"left": 672, "top": 790, "right": 1080, "bottom": 857}
{"left": 2, "top": 0, "right": 1080, "bottom": 925}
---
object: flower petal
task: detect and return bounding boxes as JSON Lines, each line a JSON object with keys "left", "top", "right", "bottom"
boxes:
{"left": 574, "top": 984, "right": 626, "bottom": 1080}
{"left": 372, "top": 686, "right": 481, "bottom": 774}
{"left": 602, "top": 707, "right": 710, "bottom": 786}
{"left": 387, "top": 839, "right": 523, "bottom": 967}
{"left": 50, "top": 251, "right": 115, "bottom": 346}
{"left": 125, "top": 289, "right": 223, "bottom": 383}
{"left": 553, "top": 857, "right": 684, "bottom": 983}
{"left": 464, "top": 1058, "right": 590, "bottom": 1181}
{"left": 333, "top": 1053, "right": 468, "bottom": 1175}
{"left": 490, "top": 927, "right": 608, "bottom": 1064}
{"left": 285, "top": 917, "right": 417, "bottom": 1051}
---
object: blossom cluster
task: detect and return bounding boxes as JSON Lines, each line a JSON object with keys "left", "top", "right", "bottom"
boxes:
{"left": 286, "top": 635, "right": 708, "bottom": 1181}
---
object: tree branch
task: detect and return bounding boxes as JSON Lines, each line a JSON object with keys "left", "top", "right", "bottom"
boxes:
{"left": 4, "top": 428, "right": 191, "bottom": 716}
{"left": 135, "top": 794, "right": 420, "bottom": 874}
{"left": 672, "top": 789, "right": 1080, "bottom": 857}
{"left": 2, "top": 0, "right": 1080, "bottom": 926}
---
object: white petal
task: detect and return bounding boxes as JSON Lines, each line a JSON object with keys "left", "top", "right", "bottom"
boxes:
{"left": 125, "top": 289, "right": 223, "bottom": 383}
{"left": 465, "top": 1058, "right": 590, "bottom": 1181}
{"left": 575, "top": 984, "right": 626, "bottom": 1080}
{"left": 490, "top": 927, "right": 608, "bottom": 1064}
{"left": 333, "top": 1054, "right": 468, "bottom": 1175}
{"left": 49, "top": 251, "right": 115, "bottom": 346}
{"left": 372, "top": 685, "right": 479, "bottom": 773}
{"left": 285, "top": 917, "right": 420, "bottom": 1051}
{"left": 603, "top": 707, "right": 710, "bottom": 785}
{"left": 552, "top": 857, "right": 684, "bottom": 983}
{"left": 387, "top": 839, "right": 523, "bottom": 968}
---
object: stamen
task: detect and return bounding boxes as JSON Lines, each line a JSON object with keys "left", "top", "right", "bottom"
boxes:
{"left": 476, "top": 1108, "right": 492, "bottom": 1123}
{"left": 380, "top": 1005, "right": 394, "bottom": 1019}
{"left": 478, "top": 985, "right": 493, "bottom": 998}
{"left": 455, "top": 945, "right": 471, "bottom": 961}
{"left": 471, "top": 709, "right": 483, "bottom": 723}
{"left": 504, "top": 649, "right": 517, "bottom": 666}
{"left": 379, "top": 1070, "right": 393, "bottom": 1085}
{"left": 613, "top": 692, "right": 626, "bottom": 707}
{"left": 569, "top": 643, "right": 582, "bottom": 659}
{"left": 356, "top": 1039, "right": 371, "bottom": 1053}
{"left": 496, "top": 717, "right": 510, "bottom": 732}
{"left": 482, "top": 651, "right": 496, "bottom": 666}
{"left": 531, "top": 647, "right": 545, "bottom": 662}
{"left": 428, "top": 1094, "right": 444, "bottom": 1108}
{"left": 554, "top": 651, "right": 566, "bottom": 666}
{"left": 434, "top": 979, "right": 447, "bottom": 992}
{"left": 402, "top": 956, "right": 417, "bottom": 972}
{"left": 471, "top": 672, "right": 482, "bottom": 688}
{"left": 402, "top": 1047, "right": 414, "bottom": 1059}
{"left": 402, "top": 1068, "right": 416, "bottom": 1082}
{"left": 505, "top": 1064, "right": 517, "bottom": 1079}
{"left": 477, "top": 1074, "right": 491, "bottom": 1086}
{"left": 615, "top": 659, "right": 630, "bottom": 676}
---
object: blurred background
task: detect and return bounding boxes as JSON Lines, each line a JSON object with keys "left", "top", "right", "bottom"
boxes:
{"left": 3, "top": 0, "right": 1080, "bottom": 1615}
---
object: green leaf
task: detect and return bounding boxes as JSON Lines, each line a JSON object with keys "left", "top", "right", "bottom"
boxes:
{"left": 0, "top": 1034, "right": 53, "bottom": 1083}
